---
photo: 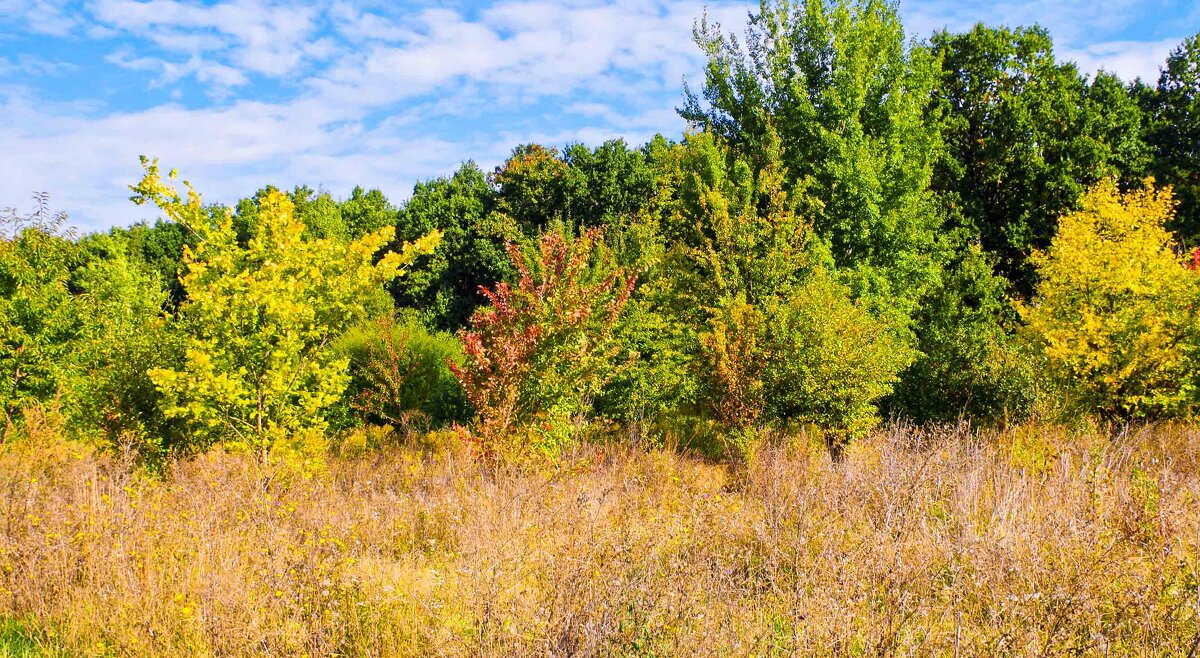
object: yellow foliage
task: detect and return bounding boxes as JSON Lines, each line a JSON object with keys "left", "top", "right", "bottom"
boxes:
{"left": 129, "top": 158, "right": 441, "bottom": 459}
{"left": 1021, "top": 179, "right": 1200, "bottom": 418}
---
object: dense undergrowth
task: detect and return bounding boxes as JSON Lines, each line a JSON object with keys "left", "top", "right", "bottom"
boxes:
{"left": 2, "top": 417, "right": 1197, "bottom": 657}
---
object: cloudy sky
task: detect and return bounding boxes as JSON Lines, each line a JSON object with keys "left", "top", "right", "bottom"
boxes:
{"left": 1, "top": 0, "right": 1197, "bottom": 232}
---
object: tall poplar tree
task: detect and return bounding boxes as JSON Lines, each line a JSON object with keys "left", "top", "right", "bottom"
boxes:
{"left": 680, "top": 0, "right": 944, "bottom": 326}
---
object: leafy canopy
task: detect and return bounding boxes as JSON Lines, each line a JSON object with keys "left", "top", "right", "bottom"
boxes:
{"left": 130, "top": 158, "right": 440, "bottom": 456}
{"left": 681, "top": 0, "right": 945, "bottom": 324}
{"left": 0, "top": 196, "right": 80, "bottom": 436}
{"left": 1022, "top": 179, "right": 1199, "bottom": 419}
{"left": 931, "top": 24, "right": 1146, "bottom": 293}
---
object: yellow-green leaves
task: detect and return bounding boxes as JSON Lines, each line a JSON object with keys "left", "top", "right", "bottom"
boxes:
{"left": 1022, "top": 179, "right": 1200, "bottom": 418}
{"left": 134, "top": 159, "right": 440, "bottom": 458}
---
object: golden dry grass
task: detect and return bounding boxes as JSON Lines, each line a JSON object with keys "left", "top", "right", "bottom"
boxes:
{"left": 1, "top": 419, "right": 1198, "bottom": 657}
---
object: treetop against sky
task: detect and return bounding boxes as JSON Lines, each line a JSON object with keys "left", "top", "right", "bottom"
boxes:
{"left": 1, "top": 0, "right": 1196, "bottom": 232}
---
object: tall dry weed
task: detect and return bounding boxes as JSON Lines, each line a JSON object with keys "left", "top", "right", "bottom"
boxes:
{"left": 1, "top": 422, "right": 1197, "bottom": 656}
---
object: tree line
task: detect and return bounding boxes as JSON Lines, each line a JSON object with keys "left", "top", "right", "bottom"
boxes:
{"left": 4, "top": 0, "right": 1200, "bottom": 464}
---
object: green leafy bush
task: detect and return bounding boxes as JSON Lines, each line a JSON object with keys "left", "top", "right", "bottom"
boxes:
{"left": 0, "top": 196, "right": 80, "bottom": 439}
{"left": 699, "top": 274, "right": 913, "bottom": 456}
{"left": 893, "top": 244, "right": 1037, "bottom": 423}
{"left": 334, "top": 313, "right": 470, "bottom": 432}
{"left": 67, "top": 234, "right": 187, "bottom": 459}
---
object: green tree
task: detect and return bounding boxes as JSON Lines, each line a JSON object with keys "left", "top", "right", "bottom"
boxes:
{"left": 931, "top": 25, "right": 1147, "bottom": 293}
{"left": 1021, "top": 179, "right": 1199, "bottom": 419}
{"left": 117, "top": 219, "right": 198, "bottom": 308}
{"left": 341, "top": 186, "right": 397, "bottom": 240}
{"left": 681, "top": 0, "right": 944, "bottom": 324}
{"left": 130, "top": 158, "right": 440, "bottom": 459}
{"left": 290, "top": 186, "right": 348, "bottom": 241}
{"left": 234, "top": 185, "right": 351, "bottom": 244}
{"left": 334, "top": 312, "right": 470, "bottom": 431}
{"left": 633, "top": 131, "right": 909, "bottom": 452}
{"left": 492, "top": 144, "right": 572, "bottom": 231}
{"left": 1142, "top": 33, "right": 1200, "bottom": 244}
{"left": 561, "top": 139, "right": 657, "bottom": 228}
{"left": 393, "top": 162, "right": 515, "bottom": 331}
{"left": 490, "top": 140, "right": 659, "bottom": 232}
{"left": 68, "top": 233, "right": 186, "bottom": 459}
{"left": 0, "top": 195, "right": 80, "bottom": 439}
{"left": 892, "top": 244, "right": 1035, "bottom": 423}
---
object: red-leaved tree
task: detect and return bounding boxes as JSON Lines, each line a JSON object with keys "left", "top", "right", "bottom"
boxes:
{"left": 450, "top": 227, "right": 636, "bottom": 458}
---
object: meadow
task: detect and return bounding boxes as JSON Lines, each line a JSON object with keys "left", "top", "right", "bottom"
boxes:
{"left": 2, "top": 417, "right": 1197, "bottom": 657}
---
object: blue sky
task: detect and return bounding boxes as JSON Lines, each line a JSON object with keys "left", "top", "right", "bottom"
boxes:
{"left": 1, "top": 0, "right": 1197, "bottom": 232}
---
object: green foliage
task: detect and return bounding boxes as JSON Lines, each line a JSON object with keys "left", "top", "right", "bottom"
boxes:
{"left": 450, "top": 226, "right": 636, "bottom": 458}
{"left": 758, "top": 273, "right": 913, "bottom": 451}
{"left": 67, "top": 233, "right": 186, "bottom": 457}
{"left": 1142, "top": 32, "right": 1200, "bottom": 245}
{"left": 488, "top": 139, "right": 657, "bottom": 232}
{"left": 1021, "top": 179, "right": 1199, "bottom": 419}
{"left": 7, "top": 10, "right": 1199, "bottom": 464}
{"left": 698, "top": 274, "right": 911, "bottom": 454}
{"left": 0, "top": 196, "right": 80, "bottom": 438}
{"left": 633, "top": 130, "right": 908, "bottom": 454}
{"left": 230, "top": 184, "right": 396, "bottom": 245}
{"left": 492, "top": 144, "right": 573, "bottom": 230}
{"left": 334, "top": 313, "right": 470, "bottom": 431}
{"left": 893, "top": 244, "right": 1036, "bottom": 423}
{"left": 682, "top": 0, "right": 945, "bottom": 324}
{"left": 110, "top": 219, "right": 197, "bottom": 308}
{"left": 289, "top": 185, "right": 350, "bottom": 241}
{"left": 654, "top": 131, "right": 814, "bottom": 308}
{"left": 392, "top": 163, "right": 515, "bottom": 331}
{"left": 596, "top": 130, "right": 809, "bottom": 430}
{"left": 560, "top": 140, "right": 658, "bottom": 228}
{"left": 341, "top": 186, "right": 397, "bottom": 239}
{"left": 130, "top": 158, "right": 440, "bottom": 458}
{"left": 931, "top": 25, "right": 1146, "bottom": 293}
{"left": 593, "top": 283, "right": 701, "bottom": 427}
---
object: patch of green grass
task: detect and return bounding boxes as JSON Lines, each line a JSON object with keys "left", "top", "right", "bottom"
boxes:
{"left": 0, "top": 619, "right": 59, "bottom": 658}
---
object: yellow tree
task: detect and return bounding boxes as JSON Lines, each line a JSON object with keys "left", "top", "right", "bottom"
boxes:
{"left": 1022, "top": 179, "right": 1200, "bottom": 418}
{"left": 130, "top": 158, "right": 440, "bottom": 458}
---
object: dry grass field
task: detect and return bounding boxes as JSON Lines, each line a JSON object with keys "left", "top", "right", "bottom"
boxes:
{"left": 1, "top": 417, "right": 1198, "bottom": 656}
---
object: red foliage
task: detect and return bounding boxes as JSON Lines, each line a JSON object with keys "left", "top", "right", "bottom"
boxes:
{"left": 448, "top": 227, "right": 636, "bottom": 457}
{"left": 1186, "top": 247, "right": 1200, "bottom": 270}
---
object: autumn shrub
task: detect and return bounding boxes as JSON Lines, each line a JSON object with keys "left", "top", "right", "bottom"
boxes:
{"left": 699, "top": 274, "right": 912, "bottom": 457}
{"left": 759, "top": 274, "right": 914, "bottom": 453}
{"left": 1021, "top": 179, "right": 1200, "bottom": 419}
{"left": 333, "top": 312, "right": 470, "bottom": 433}
{"left": 450, "top": 226, "right": 636, "bottom": 459}
{"left": 129, "top": 158, "right": 441, "bottom": 461}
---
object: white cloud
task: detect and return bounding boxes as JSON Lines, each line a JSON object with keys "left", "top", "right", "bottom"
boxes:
{"left": 900, "top": 0, "right": 1183, "bottom": 84}
{"left": 1063, "top": 37, "right": 1181, "bottom": 82}
{"left": 89, "top": 0, "right": 330, "bottom": 78}
{"left": 0, "top": 54, "right": 75, "bottom": 76}
{"left": 106, "top": 49, "right": 249, "bottom": 90}
{"left": 2, "top": 0, "right": 1187, "bottom": 233}
{"left": 0, "top": 0, "right": 80, "bottom": 35}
